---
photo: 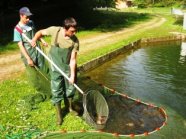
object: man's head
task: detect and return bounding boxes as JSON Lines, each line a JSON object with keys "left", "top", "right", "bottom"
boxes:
{"left": 19, "top": 7, "right": 33, "bottom": 16}
{"left": 63, "top": 17, "right": 77, "bottom": 37}
{"left": 19, "top": 7, "right": 32, "bottom": 24}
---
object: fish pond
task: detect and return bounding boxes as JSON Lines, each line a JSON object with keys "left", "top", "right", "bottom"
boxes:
{"left": 85, "top": 40, "right": 186, "bottom": 139}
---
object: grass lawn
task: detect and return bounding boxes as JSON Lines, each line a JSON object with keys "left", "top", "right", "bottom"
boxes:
{"left": 0, "top": 7, "right": 186, "bottom": 138}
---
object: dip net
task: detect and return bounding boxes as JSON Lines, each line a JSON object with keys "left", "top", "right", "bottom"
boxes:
{"left": 19, "top": 75, "right": 167, "bottom": 139}
{"left": 77, "top": 76, "right": 167, "bottom": 135}
{"left": 41, "top": 76, "right": 167, "bottom": 138}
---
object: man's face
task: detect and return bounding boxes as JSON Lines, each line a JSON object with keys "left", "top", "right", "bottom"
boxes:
{"left": 65, "top": 27, "right": 77, "bottom": 37}
{"left": 20, "top": 14, "right": 30, "bottom": 24}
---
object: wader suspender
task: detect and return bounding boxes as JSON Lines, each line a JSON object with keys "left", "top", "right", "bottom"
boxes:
{"left": 15, "top": 23, "right": 34, "bottom": 44}
{"left": 54, "top": 28, "right": 61, "bottom": 46}
{"left": 54, "top": 28, "right": 75, "bottom": 47}
{"left": 15, "top": 26, "right": 24, "bottom": 43}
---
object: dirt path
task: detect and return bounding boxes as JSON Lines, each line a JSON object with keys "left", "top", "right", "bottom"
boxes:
{"left": 79, "top": 16, "right": 166, "bottom": 55}
{"left": 0, "top": 51, "right": 25, "bottom": 81}
{"left": 0, "top": 15, "right": 166, "bottom": 82}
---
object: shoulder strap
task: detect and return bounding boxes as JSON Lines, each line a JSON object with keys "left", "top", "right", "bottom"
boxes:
{"left": 54, "top": 27, "right": 61, "bottom": 45}
{"left": 15, "top": 25, "right": 22, "bottom": 33}
{"left": 15, "top": 25, "right": 24, "bottom": 42}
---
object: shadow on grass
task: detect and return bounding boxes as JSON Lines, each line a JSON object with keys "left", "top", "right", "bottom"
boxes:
{"left": 173, "top": 16, "right": 183, "bottom": 25}
{"left": 0, "top": 9, "right": 151, "bottom": 53}
{"left": 78, "top": 10, "right": 151, "bottom": 32}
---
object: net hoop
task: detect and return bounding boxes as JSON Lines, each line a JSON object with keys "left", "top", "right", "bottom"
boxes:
{"left": 83, "top": 90, "right": 109, "bottom": 130}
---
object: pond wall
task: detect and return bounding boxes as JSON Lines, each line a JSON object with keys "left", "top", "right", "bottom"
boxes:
{"left": 78, "top": 35, "right": 185, "bottom": 73}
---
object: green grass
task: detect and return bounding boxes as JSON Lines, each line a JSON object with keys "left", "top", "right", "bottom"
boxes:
{"left": 1, "top": 7, "right": 186, "bottom": 138}
{"left": 0, "top": 75, "right": 92, "bottom": 138}
{"left": 0, "top": 42, "right": 18, "bottom": 55}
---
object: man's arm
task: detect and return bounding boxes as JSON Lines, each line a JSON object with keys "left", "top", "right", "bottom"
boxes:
{"left": 31, "top": 29, "right": 47, "bottom": 47}
{"left": 39, "top": 38, "right": 48, "bottom": 47}
{"left": 69, "top": 51, "right": 77, "bottom": 84}
{"left": 14, "top": 28, "right": 34, "bottom": 66}
{"left": 18, "top": 41, "right": 34, "bottom": 66}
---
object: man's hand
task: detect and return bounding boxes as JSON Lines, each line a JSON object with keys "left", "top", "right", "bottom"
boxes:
{"left": 31, "top": 39, "right": 37, "bottom": 47}
{"left": 69, "top": 76, "right": 75, "bottom": 84}
{"left": 31, "top": 30, "right": 46, "bottom": 47}
{"left": 40, "top": 38, "right": 48, "bottom": 47}
{"left": 27, "top": 58, "right": 34, "bottom": 66}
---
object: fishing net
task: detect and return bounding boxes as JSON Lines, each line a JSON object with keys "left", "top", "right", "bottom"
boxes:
{"left": 41, "top": 131, "right": 120, "bottom": 139}
{"left": 35, "top": 76, "right": 167, "bottom": 138}
{"left": 83, "top": 90, "right": 109, "bottom": 130}
{"left": 77, "top": 76, "right": 167, "bottom": 135}
{"left": 21, "top": 46, "right": 51, "bottom": 110}
{"left": 103, "top": 94, "right": 165, "bottom": 135}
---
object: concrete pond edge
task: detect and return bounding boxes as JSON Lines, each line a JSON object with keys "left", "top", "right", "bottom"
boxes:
{"left": 78, "top": 34, "right": 185, "bottom": 73}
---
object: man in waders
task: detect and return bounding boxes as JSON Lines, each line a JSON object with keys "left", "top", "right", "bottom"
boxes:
{"left": 13, "top": 7, "right": 50, "bottom": 105}
{"left": 31, "top": 17, "right": 79, "bottom": 125}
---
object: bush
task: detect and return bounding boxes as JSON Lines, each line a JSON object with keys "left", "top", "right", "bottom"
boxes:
{"left": 137, "top": 3, "right": 148, "bottom": 8}
{"left": 153, "top": 3, "right": 166, "bottom": 7}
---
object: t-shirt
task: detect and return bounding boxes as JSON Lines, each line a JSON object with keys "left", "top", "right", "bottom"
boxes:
{"left": 13, "top": 20, "right": 34, "bottom": 42}
{"left": 44, "top": 26, "right": 79, "bottom": 52}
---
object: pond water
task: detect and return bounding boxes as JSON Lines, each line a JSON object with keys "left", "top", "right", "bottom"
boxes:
{"left": 85, "top": 41, "right": 186, "bottom": 139}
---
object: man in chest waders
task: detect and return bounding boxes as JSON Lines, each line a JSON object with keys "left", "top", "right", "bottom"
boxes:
{"left": 13, "top": 7, "right": 50, "bottom": 105}
{"left": 31, "top": 17, "right": 79, "bottom": 125}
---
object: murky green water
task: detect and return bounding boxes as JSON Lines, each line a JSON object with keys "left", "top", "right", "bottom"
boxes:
{"left": 85, "top": 41, "right": 186, "bottom": 139}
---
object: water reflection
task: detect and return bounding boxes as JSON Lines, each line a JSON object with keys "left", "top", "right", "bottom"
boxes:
{"left": 85, "top": 41, "right": 186, "bottom": 138}
{"left": 179, "top": 41, "right": 186, "bottom": 64}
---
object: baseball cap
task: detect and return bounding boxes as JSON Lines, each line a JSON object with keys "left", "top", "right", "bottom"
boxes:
{"left": 19, "top": 7, "right": 33, "bottom": 16}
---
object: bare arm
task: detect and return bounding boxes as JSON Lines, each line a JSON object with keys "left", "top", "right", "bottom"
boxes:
{"left": 18, "top": 41, "right": 34, "bottom": 66}
{"left": 31, "top": 29, "right": 47, "bottom": 47}
{"left": 69, "top": 51, "right": 77, "bottom": 84}
{"left": 39, "top": 38, "right": 48, "bottom": 47}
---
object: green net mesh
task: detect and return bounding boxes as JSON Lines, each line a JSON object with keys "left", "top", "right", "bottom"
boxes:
{"left": 42, "top": 132, "right": 120, "bottom": 139}
{"left": 22, "top": 65, "right": 51, "bottom": 110}
{"left": 103, "top": 94, "right": 165, "bottom": 134}
{"left": 21, "top": 46, "right": 51, "bottom": 110}
{"left": 83, "top": 90, "right": 109, "bottom": 130}
{"left": 76, "top": 76, "right": 166, "bottom": 135}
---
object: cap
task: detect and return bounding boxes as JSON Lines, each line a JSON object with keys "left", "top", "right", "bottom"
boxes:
{"left": 19, "top": 7, "right": 33, "bottom": 16}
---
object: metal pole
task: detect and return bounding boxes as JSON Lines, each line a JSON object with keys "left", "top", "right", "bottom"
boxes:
{"left": 21, "top": 33, "right": 84, "bottom": 95}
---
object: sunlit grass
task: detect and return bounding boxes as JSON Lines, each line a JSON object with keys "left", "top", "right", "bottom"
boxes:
{"left": 0, "top": 75, "right": 92, "bottom": 138}
{"left": 0, "top": 42, "right": 18, "bottom": 55}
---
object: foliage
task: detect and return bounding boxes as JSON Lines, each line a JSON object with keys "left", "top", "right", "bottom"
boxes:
{"left": 133, "top": 0, "right": 184, "bottom": 7}
{"left": 0, "top": 42, "right": 18, "bottom": 54}
{"left": 77, "top": 10, "right": 151, "bottom": 31}
{"left": 78, "top": 0, "right": 116, "bottom": 8}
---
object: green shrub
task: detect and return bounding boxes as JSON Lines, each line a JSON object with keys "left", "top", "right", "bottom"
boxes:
{"left": 137, "top": 3, "right": 148, "bottom": 8}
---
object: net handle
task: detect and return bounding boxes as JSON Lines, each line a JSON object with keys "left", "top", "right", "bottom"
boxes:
{"left": 15, "top": 27, "right": 84, "bottom": 95}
